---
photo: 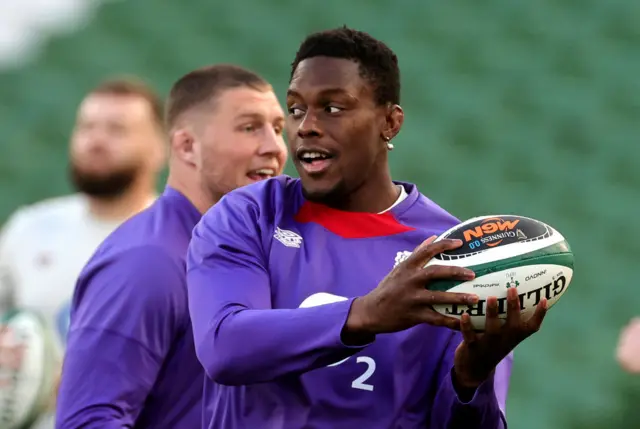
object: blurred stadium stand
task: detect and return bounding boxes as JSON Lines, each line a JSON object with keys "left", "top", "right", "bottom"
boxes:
{"left": 0, "top": 0, "right": 638, "bottom": 427}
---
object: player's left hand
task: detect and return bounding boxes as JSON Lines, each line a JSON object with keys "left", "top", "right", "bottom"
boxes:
{"left": 452, "top": 286, "right": 547, "bottom": 388}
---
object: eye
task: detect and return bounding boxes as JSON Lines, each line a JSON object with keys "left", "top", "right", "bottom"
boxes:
{"left": 325, "top": 106, "right": 342, "bottom": 114}
{"left": 241, "top": 124, "right": 257, "bottom": 133}
{"left": 273, "top": 124, "right": 283, "bottom": 135}
{"left": 107, "top": 123, "right": 127, "bottom": 137}
{"left": 288, "top": 106, "right": 306, "bottom": 118}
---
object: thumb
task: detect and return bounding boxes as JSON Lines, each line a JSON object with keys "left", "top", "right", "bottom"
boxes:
{"left": 415, "top": 235, "right": 437, "bottom": 252}
{"left": 391, "top": 236, "right": 438, "bottom": 272}
{"left": 405, "top": 235, "right": 462, "bottom": 269}
{"left": 400, "top": 236, "right": 437, "bottom": 268}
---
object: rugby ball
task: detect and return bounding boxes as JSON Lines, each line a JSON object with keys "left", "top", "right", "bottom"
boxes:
{"left": 0, "top": 309, "right": 59, "bottom": 429}
{"left": 426, "top": 215, "right": 574, "bottom": 331}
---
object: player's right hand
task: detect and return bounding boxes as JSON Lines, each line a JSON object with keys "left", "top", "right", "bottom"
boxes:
{"left": 343, "top": 236, "right": 479, "bottom": 340}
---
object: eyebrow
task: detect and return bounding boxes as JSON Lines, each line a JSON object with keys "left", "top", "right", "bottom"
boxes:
{"left": 234, "top": 112, "right": 263, "bottom": 120}
{"left": 286, "top": 88, "right": 354, "bottom": 99}
{"left": 234, "top": 112, "right": 284, "bottom": 122}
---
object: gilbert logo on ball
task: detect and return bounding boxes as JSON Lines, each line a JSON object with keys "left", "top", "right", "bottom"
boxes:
{"left": 426, "top": 215, "right": 574, "bottom": 331}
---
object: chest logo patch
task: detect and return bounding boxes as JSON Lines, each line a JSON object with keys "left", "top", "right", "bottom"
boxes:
{"left": 273, "top": 227, "right": 303, "bottom": 248}
{"left": 394, "top": 250, "right": 412, "bottom": 268}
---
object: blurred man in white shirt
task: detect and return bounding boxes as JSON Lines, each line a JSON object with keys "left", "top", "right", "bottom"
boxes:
{"left": 0, "top": 77, "right": 166, "bottom": 428}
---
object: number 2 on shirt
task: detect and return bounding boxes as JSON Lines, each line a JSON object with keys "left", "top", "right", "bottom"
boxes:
{"left": 299, "top": 293, "right": 376, "bottom": 392}
{"left": 328, "top": 355, "right": 376, "bottom": 391}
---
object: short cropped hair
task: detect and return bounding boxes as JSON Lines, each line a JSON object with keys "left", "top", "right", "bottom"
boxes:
{"left": 290, "top": 26, "right": 400, "bottom": 106}
{"left": 91, "top": 77, "right": 164, "bottom": 128}
{"left": 165, "top": 64, "right": 271, "bottom": 129}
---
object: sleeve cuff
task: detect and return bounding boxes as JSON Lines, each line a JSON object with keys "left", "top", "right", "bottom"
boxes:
{"left": 448, "top": 367, "right": 496, "bottom": 407}
{"left": 338, "top": 297, "right": 375, "bottom": 349}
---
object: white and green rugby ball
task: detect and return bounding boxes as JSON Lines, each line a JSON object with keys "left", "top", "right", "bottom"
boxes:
{"left": 0, "top": 309, "right": 59, "bottom": 429}
{"left": 426, "top": 215, "right": 574, "bottom": 331}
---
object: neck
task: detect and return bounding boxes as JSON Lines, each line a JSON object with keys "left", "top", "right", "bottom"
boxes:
{"left": 87, "top": 180, "right": 155, "bottom": 221}
{"left": 165, "top": 160, "right": 215, "bottom": 214}
{"left": 328, "top": 165, "right": 399, "bottom": 213}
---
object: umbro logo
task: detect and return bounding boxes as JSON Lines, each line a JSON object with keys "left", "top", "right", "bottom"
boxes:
{"left": 273, "top": 227, "right": 303, "bottom": 248}
{"left": 393, "top": 250, "right": 412, "bottom": 268}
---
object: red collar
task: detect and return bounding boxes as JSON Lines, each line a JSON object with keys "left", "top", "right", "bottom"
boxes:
{"left": 294, "top": 200, "right": 415, "bottom": 239}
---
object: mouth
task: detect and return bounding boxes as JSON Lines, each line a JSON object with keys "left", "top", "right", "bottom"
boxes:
{"left": 297, "top": 149, "right": 335, "bottom": 175}
{"left": 247, "top": 168, "right": 276, "bottom": 182}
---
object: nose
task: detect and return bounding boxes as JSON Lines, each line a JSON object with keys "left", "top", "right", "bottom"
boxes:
{"left": 75, "top": 124, "right": 111, "bottom": 151}
{"left": 76, "top": 134, "right": 109, "bottom": 156}
{"left": 297, "top": 110, "right": 322, "bottom": 139}
{"left": 257, "top": 126, "right": 287, "bottom": 158}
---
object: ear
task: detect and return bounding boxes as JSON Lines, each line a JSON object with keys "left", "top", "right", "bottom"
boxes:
{"left": 381, "top": 104, "right": 404, "bottom": 142}
{"left": 170, "top": 128, "right": 199, "bottom": 168}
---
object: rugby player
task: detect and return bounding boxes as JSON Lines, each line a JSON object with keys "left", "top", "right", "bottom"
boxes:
{"left": 187, "top": 27, "right": 547, "bottom": 428}
{"left": 55, "top": 64, "right": 287, "bottom": 428}
{"left": 0, "top": 77, "right": 164, "bottom": 429}
{"left": 0, "top": 78, "right": 163, "bottom": 331}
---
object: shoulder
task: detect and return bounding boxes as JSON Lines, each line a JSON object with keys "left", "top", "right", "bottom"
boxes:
{"left": 1, "top": 194, "right": 84, "bottom": 233}
{"left": 21, "top": 193, "right": 85, "bottom": 214}
{"left": 199, "top": 175, "right": 299, "bottom": 232}
{"left": 76, "top": 244, "right": 184, "bottom": 308}
{"left": 415, "top": 193, "right": 460, "bottom": 225}
{"left": 217, "top": 175, "right": 298, "bottom": 212}
{"left": 190, "top": 177, "right": 300, "bottom": 266}
{"left": 395, "top": 182, "right": 461, "bottom": 235}
{"left": 11, "top": 194, "right": 85, "bottom": 223}
{"left": 0, "top": 194, "right": 86, "bottom": 252}
{"left": 98, "top": 195, "right": 194, "bottom": 256}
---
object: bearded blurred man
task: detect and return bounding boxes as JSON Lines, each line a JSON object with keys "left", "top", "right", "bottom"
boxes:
{"left": 0, "top": 77, "right": 166, "bottom": 429}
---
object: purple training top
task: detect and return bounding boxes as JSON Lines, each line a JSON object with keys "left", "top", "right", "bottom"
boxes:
{"left": 187, "top": 176, "right": 512, "bottom": 429}
{"left": 56, "top": 187, "right": 204, "bottom": 429}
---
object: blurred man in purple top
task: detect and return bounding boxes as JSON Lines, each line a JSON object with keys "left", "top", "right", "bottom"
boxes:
{"left": 187, "top": 27, "right": 548, "bottom": 428}
{"left": 55, "top": 64, "right": 288, "bottom": 428}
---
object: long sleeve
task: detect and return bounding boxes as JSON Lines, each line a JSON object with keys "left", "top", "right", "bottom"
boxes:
{"left": 186, "top": 193, "right": 369, "bottom": 386}
{"left": 430, "top": 332, "right": 512, "bottom": 428}
{"left": 56, "top": 246, "right": 184, "bottom": 428}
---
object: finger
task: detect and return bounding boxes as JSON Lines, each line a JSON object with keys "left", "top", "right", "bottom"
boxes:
{"left": 416, "top": 266, "right": 477, "bottom": 304}
{"left": 405, "top": 236, "right": 437, "bottom": 261}
{"left": 422, "top": 311, "right": 462, "bottom": 331}
{"left": 484, "top": 296, "right": 502, "bottom": 333}
{"left": 420, "top": 289, "right": 479, "bottom": 306}
{"left": 417, "top": 235, "right": 438, "bottom": 250}
{"left": 405, "top": 239, "right": 465, "bottom": 269}
{"left": 505, "top": 286, "right": 522, "bottom": 327}
{"left": 390, "top": 236, "right": 437, "bottom": 273}
{"left": 525, "top": 298, "right": 548, "bottom": 332}
{"left": 460, "top": 313, "right": 478, "bottom": 343}
{"left": 416, "top": 264, "right": 476, "bottom": 285}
